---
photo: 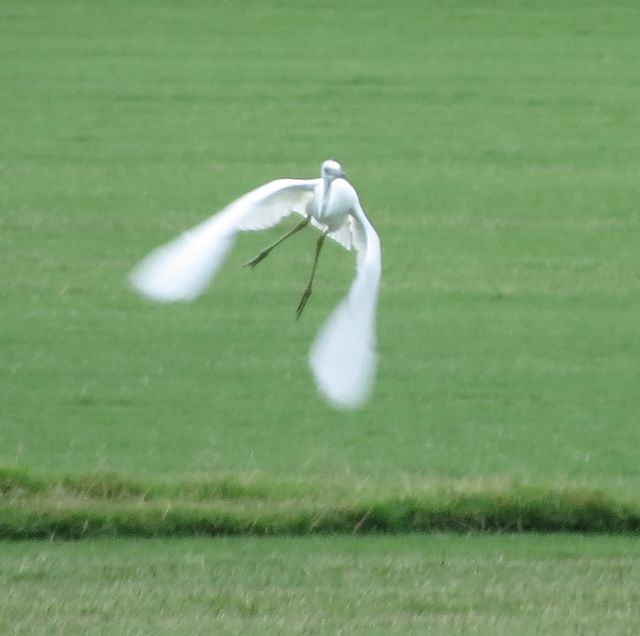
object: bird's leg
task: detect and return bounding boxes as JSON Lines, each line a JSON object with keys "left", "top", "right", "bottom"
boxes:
{"left": 296, "top": 231, "right": 327, "bottom": 320}
{"left": 244, "top": 215, "right": 310, "bottom": 269}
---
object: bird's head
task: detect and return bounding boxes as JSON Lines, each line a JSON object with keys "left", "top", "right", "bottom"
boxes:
{"left": 321, "top": 160, "right": 346, "bottom": 182}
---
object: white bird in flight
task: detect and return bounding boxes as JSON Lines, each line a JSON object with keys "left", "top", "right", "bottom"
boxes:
{"left": 130, "top": 160, "right": 381, "bottom": 409}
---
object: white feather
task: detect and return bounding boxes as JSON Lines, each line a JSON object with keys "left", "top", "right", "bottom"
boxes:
{"left": 309, "top": 201, "right": 381, "bottom": 409}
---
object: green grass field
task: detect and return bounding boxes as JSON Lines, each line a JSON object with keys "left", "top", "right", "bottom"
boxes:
{"left": 4, "top": 0, "right": 639, "bottom": 495}
{"left": 2, "top": 535, "right": 639, "bottom": 634}
{"left": 2, "top": 0, "right": 640, "bottom": 630}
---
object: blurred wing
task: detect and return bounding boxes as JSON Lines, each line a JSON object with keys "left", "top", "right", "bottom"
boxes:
{"left": 130, "top": 178, "right": 318, "bottom": 302}
{"left": 309, "top": 201, "right": 381, "bottom": 409}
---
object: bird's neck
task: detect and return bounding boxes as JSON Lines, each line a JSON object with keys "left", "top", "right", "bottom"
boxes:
{"left": 320, "top": 178, "right": 333, "bottom": 214}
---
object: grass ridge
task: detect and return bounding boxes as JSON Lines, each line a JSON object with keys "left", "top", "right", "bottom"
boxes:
{"left": 1, "top": 467, "right": 639, "bottom": 539}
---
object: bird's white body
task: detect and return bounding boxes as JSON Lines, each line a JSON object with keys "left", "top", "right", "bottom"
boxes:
{"left": 315, "top": 178, "right": 352, "bottom": 228}
{"left": 130, "top": 161, "right": 381, "bottom": 409}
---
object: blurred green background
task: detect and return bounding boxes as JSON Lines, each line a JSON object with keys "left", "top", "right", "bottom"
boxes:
{"left": 2, "top": 0, "right": 639, "bottom": 497}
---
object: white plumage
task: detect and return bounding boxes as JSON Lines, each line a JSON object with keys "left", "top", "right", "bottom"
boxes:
{"left": 130, "top": 160, "right": 381, "bottom": 409}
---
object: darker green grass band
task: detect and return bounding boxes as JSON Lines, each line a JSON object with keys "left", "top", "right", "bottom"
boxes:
{"left": 1, "top": 467, "right": 639, "bottom": 539}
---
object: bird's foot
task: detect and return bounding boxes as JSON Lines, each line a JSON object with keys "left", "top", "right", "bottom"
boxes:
{"left": 296, "top": 286, "right": 312, "bottom": 320}
{"left": 244, "top": 248, "right": 271, "bottom": 269}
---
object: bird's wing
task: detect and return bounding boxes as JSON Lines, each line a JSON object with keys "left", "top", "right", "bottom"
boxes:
{"left": 130, "top": 178, "right": 318, "bottom": 302}
{"left": 309, "top": 200, "right": 381, "bottom": 409}
{"left": 310, "top": 213, "right": 367, "bottom": 253}
{"left": 235, "top": 179, "right": 319, "bottom": 230}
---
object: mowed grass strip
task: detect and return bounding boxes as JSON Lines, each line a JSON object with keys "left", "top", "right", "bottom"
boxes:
{"left": 2, "top": 467, "right": 639, "bottom": 539}
{"left": 1, "top": 535, "right": 639, "bottom": 635}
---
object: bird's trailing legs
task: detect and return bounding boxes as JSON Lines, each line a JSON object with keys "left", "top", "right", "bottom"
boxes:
{"left": 296, "top": 231, "right": 327, "bottom": 320}
{"left": 244, "top": 214, "right": 310, "bottom": 269}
